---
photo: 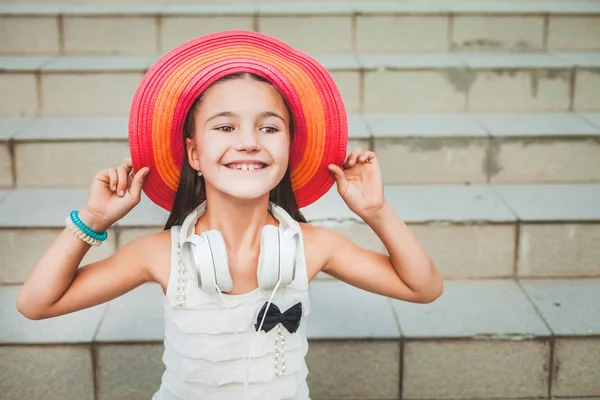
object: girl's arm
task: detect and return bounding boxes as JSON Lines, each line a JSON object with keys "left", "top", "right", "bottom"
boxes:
{"left": 17, "top": 158, "right": 154, "bottom": 320}
{"left": 319, "top": 148, "right": 443, "bottom": 303}
{"left": 313, "top": 204, "right": 442, "bottom": 303}
{"left": 16, "top": 210, "right": 158, "bottom": 320}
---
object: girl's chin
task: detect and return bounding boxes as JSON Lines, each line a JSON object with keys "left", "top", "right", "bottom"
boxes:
{"left": 214, "top": 183, "right": 278, "bottom": 200}
{"left": 204, "top": 168, "right": 285, "bottom": 198}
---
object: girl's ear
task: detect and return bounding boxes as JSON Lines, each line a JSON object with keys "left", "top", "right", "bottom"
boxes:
{"left": 185, "top": 137, "right": 201, "bottom": 171}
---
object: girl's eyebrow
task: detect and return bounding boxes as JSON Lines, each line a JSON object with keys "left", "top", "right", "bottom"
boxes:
{"left": 258, "top": 111, "right": 286, "bottom": 123}
{"left": 205, "top": 111, "right": 237, "bottom": 124}
{"left": 205, "top": 111, "right": 285, "bottom": 124}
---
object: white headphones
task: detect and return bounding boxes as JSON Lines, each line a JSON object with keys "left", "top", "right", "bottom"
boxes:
{"left": 179, "top": 201, "right": 299, "bottom": 294}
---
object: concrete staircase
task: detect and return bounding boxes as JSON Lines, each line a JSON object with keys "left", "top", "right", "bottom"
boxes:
{"left": 1, "top": 1, "right": 599, "bottom": 399}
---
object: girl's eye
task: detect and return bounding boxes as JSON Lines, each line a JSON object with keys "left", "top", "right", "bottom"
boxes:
{"left": 216, "top": 126, "right": 234, "bottom": 133}
{"left": 261, "top": 126, "right": 278, "bottom": 134}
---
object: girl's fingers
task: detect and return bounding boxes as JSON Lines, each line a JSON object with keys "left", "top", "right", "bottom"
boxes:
{"left": 345, "top": 147, "right": 363, "bottom": 168}
{"left": 345, "top": 148, "right": 378, "bottom": 167}
{"left": 360, "top": 151, "right": 377, "bottom": 164}
{"left": 328, "top": 164, "right": 349, "bottom": 194}
{"left": 328, "top": 164, "right": 345, "bottom": 182}
{"left": 107, "top": 168, "right": 118, "bottom": 192}
{"left": 126, "top": 174, "right": 134, "bottom": 192}
{"left": 116, "top": 158, "right": 134, "bottom": 197}
{"left": 116, "top": 167, "right": 128, "bottom": 197}
{"left": 130, "top": 168, "right": 149, "bottom": 200}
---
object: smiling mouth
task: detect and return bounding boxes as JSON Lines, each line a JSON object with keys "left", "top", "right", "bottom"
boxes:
{"left": 224, "top": 163, "right": 267, "bottom": 171}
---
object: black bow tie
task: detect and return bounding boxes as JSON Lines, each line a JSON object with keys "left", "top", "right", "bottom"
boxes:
{"left": 255, "top": 302, "right": 303, "bottom": 334}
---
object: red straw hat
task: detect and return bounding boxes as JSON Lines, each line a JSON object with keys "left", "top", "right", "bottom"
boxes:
{"left": 128, "top": 30, "right": 348, "bottom": 211}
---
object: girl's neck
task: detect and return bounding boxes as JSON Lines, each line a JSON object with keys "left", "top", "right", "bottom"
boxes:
{"left": 195, "top": 193, "right": 278, "bottom": 252}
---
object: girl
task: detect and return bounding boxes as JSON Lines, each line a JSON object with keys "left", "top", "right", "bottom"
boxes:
{"left": 16, "top": 31, "right": 442, "bottom": 400}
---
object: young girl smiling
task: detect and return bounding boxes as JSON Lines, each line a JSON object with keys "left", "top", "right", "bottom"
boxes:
{"left": 17, "top": 31, "right": 443, "bottom": 400}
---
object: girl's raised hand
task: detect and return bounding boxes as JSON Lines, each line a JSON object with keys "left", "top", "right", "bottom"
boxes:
{"left": 328, "top": 148, "right": 385, "bottom": 218}
{"left": 81, "top": 157, "right": 150, "bottom": 232}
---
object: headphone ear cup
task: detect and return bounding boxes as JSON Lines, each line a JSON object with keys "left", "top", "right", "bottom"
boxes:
{"left": 257, "top": 225, "right": 280, "bottom": 290}
{"left": 278, "top": 228, "right": 297, "bottom": 285}
{"left": 187, "top": 231, "right": 232, "bottom": 293}
{"left": 204, "top": 230, "right": 233, "bottom": 293}
{"left": 185, "top": 233, "right": 213, "bottom": 293}
{"left": 257, "top": 225, "right": 297, "bottom": 290}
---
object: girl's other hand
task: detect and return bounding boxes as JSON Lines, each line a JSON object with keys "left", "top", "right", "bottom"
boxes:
{"left": 81, "top": 157, "right": 150, "bottom": 232}
{"left": 328, "top": 148, "right": 385, "bottom": 218}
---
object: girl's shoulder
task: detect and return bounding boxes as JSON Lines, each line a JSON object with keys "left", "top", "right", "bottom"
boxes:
{"left": 298, "top": 221, "right": 341, "bottom": 247}
{"left": 298, "top": 222, "right": 346, "bottom": 281}
{"left": 298, "top": 221, "right": 319, "bottom": 247}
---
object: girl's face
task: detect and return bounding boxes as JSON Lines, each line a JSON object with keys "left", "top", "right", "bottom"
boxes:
{"left": 186, "top": 76, "right": 291, "bottom": 202}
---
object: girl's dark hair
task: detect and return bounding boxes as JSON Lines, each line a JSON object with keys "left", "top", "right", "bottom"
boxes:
{"left": 164, "top": 73, "right": 306, "bottom": 230}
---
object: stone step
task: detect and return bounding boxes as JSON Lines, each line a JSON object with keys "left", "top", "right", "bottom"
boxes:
{"left": 1, "top": 278, "right": 598, "bottom": 399}
{"left": 1, "top": 113, "right": 599, "bottom": 188}
{"left": 2, "top": 52, "right": 600, "bottom": 116}
{"left": 1, "top": 184, "right": 599, "bottom": 284}
{"left": 1, "top": 1, "right": 600, "bottom": 56}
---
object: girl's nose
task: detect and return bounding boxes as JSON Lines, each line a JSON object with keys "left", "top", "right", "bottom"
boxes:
{"left": 234, "top": 127, "right": 261, "bottom": 152}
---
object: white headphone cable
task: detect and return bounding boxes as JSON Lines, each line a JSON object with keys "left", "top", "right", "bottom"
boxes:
{"left": 244, "top": 225, "right": 284, "bottom": 398}
{"left": 244, "top": 279, "right": 282, "bottom": 398}
{"left": 212, "top": 280, "right": 253, "bottom": 400}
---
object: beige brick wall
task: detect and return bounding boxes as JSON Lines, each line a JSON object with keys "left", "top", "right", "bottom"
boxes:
{"left": 548, "top": 16, "right": 600, "bottom": 51}
{"left": 160, "top": 17, "right": 254, "bottom": 53}
{"left": 469, "top": 70, "right": 571, "bottom": 112}
{"left": 452, "top": 16, "right": 544, "bottom": 51}
{"left": 0, "top": 16, "right": 60, "bottom": 54}
{"left": 410, "top": 224, "right": 516, "bottom": 279}
{"left": 313, "top": 222, "right": 515, "bottom": 280}
{"left": 0, "top": 228, "right": 117, "bottom": 283}
{"left": 375, "top": 138, "right": 487, "bottom": 184}
{"left": 95, "top": 344, "right": 164, "bottom": 400}
{"left": 0, "top": 144, "right": 13, "bottom": 186}
{"left": 403, "top": 340, "right": 551, "bottom": 399}
{"left": 307, "top": 340, "right": 400, "bottom": 399}
{"left": 357, "top": 15, "right": 448, "bottom": 53}
{"left": 518, "top": 224, "right": 600, "bottom": 277}
{"left": 553, "top": 338, "right": 600, "bottom": 397}
{"left": 330, "top": 71, "right": 361, "bottom": 113}
{"left": 574, "top": 70, "right": 600, "bottom": 111}
{"left": 364, "top": 70, "right": 467, "bottom": 112}
{"left": 0, "top": 346, "right": 95, "bottom": 400}
{"left": 0, "top": 73, "right": 38, "bottom": 117}
{"left": 259, "top": 16, "right": 352, "bottom": 53}
{"left": 63, "top": 17, "right": 157, "bottom": 54}
{"left": 41, "top": 72, "right": 143, "bottom": 115}
{"left": 15, "top": 142, "right": 130, "bottom": 187}
{"left": 490, "top": 139, "right": 600, "bottom": 183}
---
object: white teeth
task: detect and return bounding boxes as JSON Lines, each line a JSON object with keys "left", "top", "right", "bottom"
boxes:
{"left": 228, "top": 163, "right": 264, "bottom": 170}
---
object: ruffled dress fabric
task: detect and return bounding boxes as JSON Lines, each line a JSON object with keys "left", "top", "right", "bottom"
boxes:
{"left": 151, "top": 206, "right": 311, "bottom": 400}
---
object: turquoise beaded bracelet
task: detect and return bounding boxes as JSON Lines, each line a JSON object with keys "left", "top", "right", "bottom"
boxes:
{"left": 70, "top": 210, "right": 108, "bottom": 241}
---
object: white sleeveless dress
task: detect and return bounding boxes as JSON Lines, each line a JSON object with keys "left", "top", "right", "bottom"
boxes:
{"left": 151, "top": 204, "right": 312, "bottom": 400}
